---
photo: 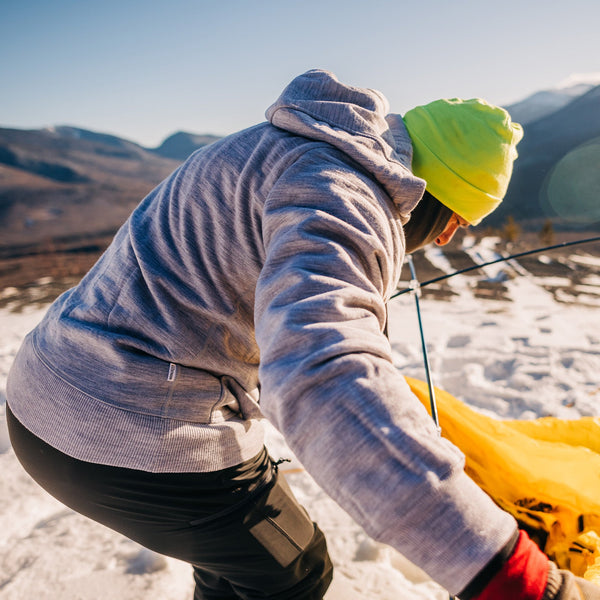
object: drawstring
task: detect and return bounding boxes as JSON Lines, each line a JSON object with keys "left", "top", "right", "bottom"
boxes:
{"left": 272, "top": 457, "right": 292, "bottom": 473}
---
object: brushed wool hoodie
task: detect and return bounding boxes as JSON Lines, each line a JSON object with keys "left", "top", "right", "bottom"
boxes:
{"left": 7, "top": 69, "right": 517, "bottom": 594}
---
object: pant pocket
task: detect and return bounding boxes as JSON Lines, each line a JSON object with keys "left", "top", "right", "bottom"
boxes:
{"left": 243, "top": 472, "right": 315, "bottom": 568}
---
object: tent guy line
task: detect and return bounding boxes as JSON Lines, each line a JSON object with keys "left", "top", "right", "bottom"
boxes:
{"left": 391, "top": 235, "right": 600, "bottom": 299}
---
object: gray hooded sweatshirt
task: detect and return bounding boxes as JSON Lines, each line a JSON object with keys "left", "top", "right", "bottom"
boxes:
{"left": 7, "top": 69, "right": 517, "bottom": 594}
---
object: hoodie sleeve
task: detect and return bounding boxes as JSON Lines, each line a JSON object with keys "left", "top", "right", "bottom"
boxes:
{"left": 254, "top": 146, "right": 517, "bottom": 595}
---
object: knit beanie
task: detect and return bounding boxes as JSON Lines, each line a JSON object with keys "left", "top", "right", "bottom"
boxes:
{"left": 403, "top": 98, "right": 523, "bottom": 225}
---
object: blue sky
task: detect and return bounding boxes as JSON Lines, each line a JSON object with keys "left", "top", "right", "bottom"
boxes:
{"left": 2, "top": 0, "right": 599, "bottom": 147}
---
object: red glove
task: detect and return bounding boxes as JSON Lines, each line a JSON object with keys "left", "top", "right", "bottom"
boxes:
{"left": 466, "top": 530, "right": 600, "bottom": 600}
{"left": 475, "top": 530, "right": 548, "bottom": 600}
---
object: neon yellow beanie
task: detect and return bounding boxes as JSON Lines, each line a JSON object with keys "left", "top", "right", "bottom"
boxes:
{"left": 403, "top": 98, "right": 523, "bottom": 225}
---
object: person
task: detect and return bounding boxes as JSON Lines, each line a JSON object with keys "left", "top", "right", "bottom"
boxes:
{"left": 5, "top": 69, "right": 598, "bottom": 600}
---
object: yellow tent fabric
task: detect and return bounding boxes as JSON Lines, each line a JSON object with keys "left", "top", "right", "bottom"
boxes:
{"left": 405, "top": 376, "right": 600, "bottom": 583}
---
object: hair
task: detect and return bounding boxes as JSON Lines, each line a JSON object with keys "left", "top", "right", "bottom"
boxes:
{"left": 403, "top": 190, "right": 454, "bottom": 254}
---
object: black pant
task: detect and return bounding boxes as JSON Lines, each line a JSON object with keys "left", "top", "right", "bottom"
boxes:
{"left": 7, "top": 405, "right": 333, "bottom": 599}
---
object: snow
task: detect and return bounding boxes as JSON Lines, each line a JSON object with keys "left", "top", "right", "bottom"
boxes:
{"left": 1, "top": 240, "right": 599, "bottom": 599}
{"left": 570, "top": 254, "right": 600, "bottom": 268}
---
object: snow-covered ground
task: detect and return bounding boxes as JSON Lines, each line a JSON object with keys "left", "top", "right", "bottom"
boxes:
{"left": 1, "top": 239, "right": 599, "bottom": 600}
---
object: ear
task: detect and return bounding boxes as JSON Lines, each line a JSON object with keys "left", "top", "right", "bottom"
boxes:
{"left": 435, "top": 214, "right": 460, "bottom": 246}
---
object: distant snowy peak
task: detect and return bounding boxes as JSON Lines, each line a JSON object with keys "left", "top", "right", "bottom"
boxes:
{"left": 505, "top": 73, "right": 600, "bottom": 125}
{"left": 555, "top": 72, "right": 600, "bottom": 89}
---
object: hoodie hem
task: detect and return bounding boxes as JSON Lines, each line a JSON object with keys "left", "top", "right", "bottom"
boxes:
{"left": 7, "top": 333, "right": 265, "bottom": 473}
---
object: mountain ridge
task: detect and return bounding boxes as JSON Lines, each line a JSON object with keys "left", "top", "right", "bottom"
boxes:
{"left": 1, "top": 75, "right": 599, "bottom": 271}
{"left": 0, "top": 126, "right": 183, "bottom": 249}
{"left": 490, "top": 83, "right": 600, "bottom": 229}
{"left": 503, "top": 81, "right": 598, "bottom": 124}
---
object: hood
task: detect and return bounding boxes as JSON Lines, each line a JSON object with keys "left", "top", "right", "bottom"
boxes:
{"left": 266, "top": 69, "right": 425, "bottom": 217}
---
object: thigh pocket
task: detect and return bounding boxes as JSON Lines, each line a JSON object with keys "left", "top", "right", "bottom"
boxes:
{"left": 243, "top": 473, "right": 315, "bottom": 568}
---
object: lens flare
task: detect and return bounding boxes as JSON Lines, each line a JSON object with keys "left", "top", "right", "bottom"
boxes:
{"left": 541, "top": 138, "right": 600, "bottom": 225}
